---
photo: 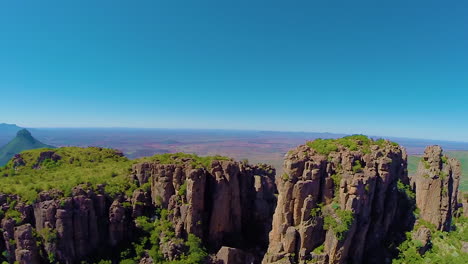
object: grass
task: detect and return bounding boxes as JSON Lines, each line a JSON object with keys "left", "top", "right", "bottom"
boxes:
{"left": 306, "top": 135, "right": 398, "bottom": 156}
{"left": 0, "top": 147, "right": 232, "bottom": 204}
{"left": 138, "top": 152, "right": 231, "bottom": 169}
{"left": 408, "top": 151, "right": 468, "bottom": 191}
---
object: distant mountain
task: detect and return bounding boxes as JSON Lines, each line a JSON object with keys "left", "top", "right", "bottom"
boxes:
{"left": 0, "top": 129, "right": 55, "bottom": 166}
{"left": 0, "top": 123, "right": 23, "bottom": 145}
{"left": 0, "top": 123, "right": 22, "bottom": 132}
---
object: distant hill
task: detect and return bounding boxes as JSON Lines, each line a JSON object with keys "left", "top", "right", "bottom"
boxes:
{"left": 0, "top": 129, "right": 55, "bottom": 166}
{"left": 0, "top": 123, "right": 23, "bottom": 146}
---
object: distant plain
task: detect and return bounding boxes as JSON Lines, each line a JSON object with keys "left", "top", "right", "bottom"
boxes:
{"left": 1, "top": 127, "right": 467, "bottom": 191}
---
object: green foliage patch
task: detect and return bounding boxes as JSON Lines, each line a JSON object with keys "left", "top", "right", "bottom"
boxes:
{"left": 138, "top": 152, "right": 230, "bottom": 169}
{"left": 124, "top": 210, "right": 208, "bottom": 264}
{"left": 397, "top": 180, "right": 415, "bottom": 202}
{"left": 323, "top": 205, "right": 354, "bottom": 241}
{"left": 0, "top": 147, "right": 134, "bottom": 203}
{"left": 0, "top": 147, "right": 232, "bottom": 204}
{"left": 306, "top": 135, "right": 398, "bottom": 156}
{"left": 393, "top": 217, "right": 468, "bottom": 264}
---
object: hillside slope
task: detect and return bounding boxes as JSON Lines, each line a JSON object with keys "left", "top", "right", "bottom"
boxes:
{"left": 0, "top": 129, "right": 54, "bottom": 166}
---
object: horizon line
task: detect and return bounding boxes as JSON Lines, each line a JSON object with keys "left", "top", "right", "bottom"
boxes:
{"left": 9, "top": 124, "right": 468, "bottom": 145}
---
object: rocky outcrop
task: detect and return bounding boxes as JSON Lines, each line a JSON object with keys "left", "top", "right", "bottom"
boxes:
{"left": 411, "top": 226, "right": 432, "bottom": 254}
{"left": 263, "top": 139, "right": 413, "bottom": 264}
{"left": 14, "top": 224, "right": 39, "bottom": 264}
{"left": 215, "top": 246, "right": 255, "bottom": 264}
{"left": 410, "top": 146, "right": 461, "bottom": 231}
{"left": 131, "top": 159, "right": 277, "bottom": 261}
{"left": 0, "top": 157, "right": 276, "bottom": 264}
{"left": 0, "top": 187, "right": 133, "bottom": 264}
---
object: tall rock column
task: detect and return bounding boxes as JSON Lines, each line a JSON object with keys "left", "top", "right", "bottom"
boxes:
{"left": 131, "top": 157, "right": 277, "bottom": 263}
{"left": 410, "top": 145, "right": 461, "bottom": 231}
{"left": 263, "top": 137, "right": 413, "bottom": 264}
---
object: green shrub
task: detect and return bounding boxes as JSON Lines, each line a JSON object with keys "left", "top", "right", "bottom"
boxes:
{"left": 323, "top": 206, "right": 354, "bottom": 241}
{"left": 397, "top": 180, "right": 415, "bottom": 201}
{"left": 441, "top": 156, "right": 448, "bottom": 164}
{"left": 177, "top": 182, "right": 187, "bottom": 196}
{"left": 352, "top": 160, "right": 363, "bottom": 173}
{"left": 310, "top": 203, "right": 323, "bottom": 217}
{"left": 38, "top": 227, "right": 58, "bottom": 243}
{"left": 330, "top": 174, "right": 342, "bottom": 194}
{"left": 306, "top": 139, "right": 339, "bottom": 155}
{"left": 393, "top": 216, "right": 468, "bottom": 264}
{"left": 312, "top": 244, "right": 324, "bottom": 254}
{"left": 439, "top": 171, "right": 448, "bottom": 180}
{"left": 5, "top": 209, "right": 22, "bottom": 224}
{"left": 306, "top": 136, "right": 398, "bottom": 156}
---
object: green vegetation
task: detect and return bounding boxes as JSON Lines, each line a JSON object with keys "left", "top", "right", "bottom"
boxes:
{"left": 310, "top": 203, "right": 323, "bottom": 217}
{"left": 0, "top": 147, "right": 134, "bottom": 203}
{"left": 397, "top": 180, "right": 416, "bottom": 202}
{"left": 119, "top": 210, "right": 208, "bottom": 264}
{"left": 330, "top": 174, "right": 342, "bottom": 193}
{"left": 352, "top": 160, "right": 363, "bottom": 173}
{"left": 323, "top": 206, "right": 354, "bottom": 241}
{"left": 422, "top": 159, "right": 430, "bottom": 169}
{"left": 177, "top": 182, "right": 187, "bottom": 196}
{"left": 138, "top": 152, "right": 230, "bottom": 169}
{"left": 312, "top": 244, "right": 324, "bottom": 254}
{"left": 441, "top": 156, "right": 448, "bottom": 164}
{"left": 306, "top": 139, "right": 339, "bottom": 155}
{"left": 0, "top": 147, "right": 231, "bottom": 204}
{"left": 4, "top": 209, "right": 22, "bottom": 224}
{"left": 0, "top": 129, "right": 55, "bottom": 166}
{"left": 393, "top": 217, "right": 468, "bottom": 264}
{"left": 306, "top": 135, "right": 398, "bottom": 156}
{"left": 38, "top": 227, "right": 58, "bottom": 243}
{"left": 282, "top": 173, "right": 290, "bottom": 181}
{"left": 408, "top": 151, "right": 468, "bottom": 191}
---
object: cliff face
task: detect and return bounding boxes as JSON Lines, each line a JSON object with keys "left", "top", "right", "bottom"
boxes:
{"left": 263, "top": 139, "right": 413, "bottom": 264}
{"left": 0, "top": 142, "right": 464, "bottom": 264}
{"left": 0, "top": 187, "right": 132, "bottom": 264}
{"left": 131, "top": 159, "right": 277, "bottom": 261}
{"left": 0, "top": 152, "right": 277, "bottom": 264}
{"left": 410, "top": 146, "right": 461, "bottom": 231}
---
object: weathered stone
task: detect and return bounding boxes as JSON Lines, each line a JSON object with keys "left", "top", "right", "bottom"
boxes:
{"left": 412, "top": 226, "right": 432, "bottom": 254}
{"left": 263, "top": 141, "right": 412, "bottom": 264}
{"left": 14, "top": 224, "right": 39, "bottom": 264}
{"left": 410, "top": 146, "right": 461, "bottom": 231}
{"left": 215, "top": 246, "right": 255, "bottom": 264}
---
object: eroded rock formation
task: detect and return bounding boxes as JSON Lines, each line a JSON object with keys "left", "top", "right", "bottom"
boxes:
{"left": 410, "top": 145, "right": 461, "bottom": 231}
{"left": 263, "top": 139, "right": 413, "bottom": 264}
{"left": 0, "top": 156, "right": 277, "bottom": 264}
{"left": 131, "top": 160, "right": 277, "bottom": 261}
{"left": 0, "top": 142, "right": 464, "bottom": 264}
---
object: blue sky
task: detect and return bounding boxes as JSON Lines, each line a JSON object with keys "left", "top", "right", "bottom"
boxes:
{"left": 0, "top": 0, "right": 467, "bottom": 141}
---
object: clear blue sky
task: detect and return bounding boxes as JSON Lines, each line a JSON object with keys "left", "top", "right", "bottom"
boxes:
{"left": 0, "top": 0, "right": 467, "bottom": 141}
